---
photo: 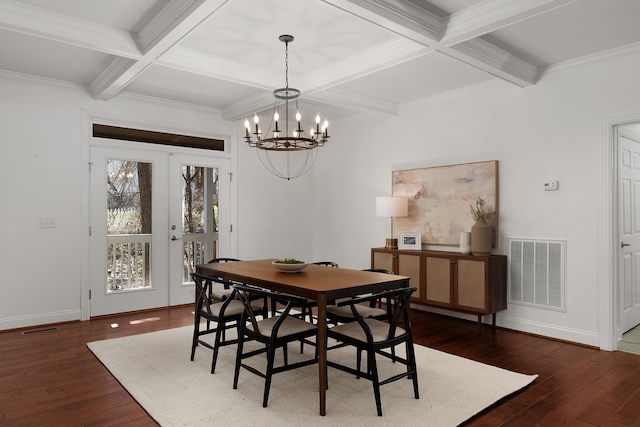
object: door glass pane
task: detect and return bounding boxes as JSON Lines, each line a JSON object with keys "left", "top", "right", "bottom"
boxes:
{"left": 106, "top": 160, "right": 152, "bottom": 292}
{"left": 181, "top": 166, "right": 219, "bottom": 282}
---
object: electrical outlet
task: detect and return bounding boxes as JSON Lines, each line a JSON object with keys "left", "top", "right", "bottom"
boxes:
{"left": 543, "top": 181, "right": 559, "bottom": 191}
{"left": 38, "top": 217, "right": 56, "bottom": 228}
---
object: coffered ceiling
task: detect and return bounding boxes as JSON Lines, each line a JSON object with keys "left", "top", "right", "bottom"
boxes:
{"left": 1, "top": 0, "right": 639, "bottom": 124}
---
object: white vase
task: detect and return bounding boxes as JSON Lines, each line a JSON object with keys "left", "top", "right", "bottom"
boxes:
{"left": 459, "top": 231, "right": 471, "bottom": 254}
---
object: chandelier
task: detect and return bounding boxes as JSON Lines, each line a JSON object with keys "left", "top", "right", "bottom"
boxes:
{"left": 244, "top": 35, "right": 329, "bottom": 180}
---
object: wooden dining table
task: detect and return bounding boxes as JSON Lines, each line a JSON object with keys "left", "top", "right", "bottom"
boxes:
{"left": 196, "top": 258, "right": 409, "bottom": 416}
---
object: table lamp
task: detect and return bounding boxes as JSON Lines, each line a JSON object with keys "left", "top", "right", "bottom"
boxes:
{"left": 376, "top": 196, "right": 408, "bottom": 249}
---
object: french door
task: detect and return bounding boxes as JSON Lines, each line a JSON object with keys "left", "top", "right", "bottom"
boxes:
{"left": 89, "top": 143, "right": 230, "bottom": 317}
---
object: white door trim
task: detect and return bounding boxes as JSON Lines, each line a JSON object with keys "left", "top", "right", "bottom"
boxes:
{"left": 600, "top": 113, "right": 640, "bottom": 350}
{"left": 80, "top": 109, "right": 237, "bottom": 320}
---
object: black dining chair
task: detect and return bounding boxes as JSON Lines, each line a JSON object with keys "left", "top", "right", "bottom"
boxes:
{"left": 190, "top": 272, "right": 267, "bottom": 374}
{"left": 326, "top": 269, "right": 394, "bottom": 324}
{"left": 271, "top": 261, "right": 339, "bottom": 323}
{"left": 327, "top": 287, "right": 419, "bottom": 416}
{"left": 233, "top": 283, "right": 319, "bottom": 408}
{"left": 206, "top": 258, "right": 242, "bottom": 301}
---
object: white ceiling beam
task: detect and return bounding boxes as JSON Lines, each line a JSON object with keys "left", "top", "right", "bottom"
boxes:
{"left": 441, "top": 0, "right": 578, "bottom": 46}
{"left": 322, "top": 0, "right": 577, "bottom": 89}
{"left": 0, "top": 0, "right": 140, "bottom": 58}
{"left": 443, "top": 38, "right": 538, "bottom": 86}
{"left": 321, "top": 0, "right": 445, "bottom": 46}
{"left": 90, "top": 0, "right": 229, "bottom": 100}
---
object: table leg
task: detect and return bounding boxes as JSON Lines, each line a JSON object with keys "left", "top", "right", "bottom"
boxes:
{"left": 317, "top": 294, "right": 327, "bottom": 416}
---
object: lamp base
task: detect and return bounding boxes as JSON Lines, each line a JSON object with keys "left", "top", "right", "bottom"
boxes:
{"left": 385, "top": 238, "right": 398, "bottom": 249}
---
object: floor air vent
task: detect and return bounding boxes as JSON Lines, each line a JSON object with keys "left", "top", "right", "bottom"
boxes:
{"left": 22, "top": 326, "right": 59, "bottom": 335}
{"left": 508, "top": 238, "right": 566, "bottom": 312}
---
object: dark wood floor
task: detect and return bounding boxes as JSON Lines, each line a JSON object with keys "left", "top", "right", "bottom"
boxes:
{"left": 2, "top": 306, "right": 640, "bottom": 427}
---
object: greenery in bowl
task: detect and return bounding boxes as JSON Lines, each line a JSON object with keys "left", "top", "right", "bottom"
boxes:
{"left": 470, "top": 197, "right": 495, "bottom": 222}
{"left": 274, "top": 258, "right": 305, "bottom": 264}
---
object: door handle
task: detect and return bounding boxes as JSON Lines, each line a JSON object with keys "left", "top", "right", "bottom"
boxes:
{"left": 171, "top": 235, "right": 182, "bottom": 241}
{"left": 621, "top": 242, "right": 631, "bottom": 248}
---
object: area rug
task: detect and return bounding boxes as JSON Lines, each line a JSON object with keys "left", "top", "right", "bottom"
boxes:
{"left": 87, "top": 326, "right": 537, "bottom": 426}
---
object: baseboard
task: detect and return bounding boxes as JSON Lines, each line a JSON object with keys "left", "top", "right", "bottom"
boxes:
{"left": 0, "top": 309, "right": 81, "bottom": 331}
{"left": 411, "top": 305, "right": 600, "bottom": 348}
{"left": 498, "top": 315, "right": 600, "bottom": 348}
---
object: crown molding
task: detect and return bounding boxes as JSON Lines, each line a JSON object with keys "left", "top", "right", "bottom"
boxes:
{"left": 0, "top": 67, "right": 90, "bottom": 94}
{"left": 537, "top": 41, "right": 640, "bottom": 80}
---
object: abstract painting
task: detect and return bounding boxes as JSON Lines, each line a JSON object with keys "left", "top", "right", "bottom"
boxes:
{"left": 392, "top": 160, "right": 498, "bottom": 247}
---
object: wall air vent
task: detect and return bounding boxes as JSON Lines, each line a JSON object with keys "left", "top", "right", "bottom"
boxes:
{"left": 508, "top": 238, "right": 566, "bottom": 312}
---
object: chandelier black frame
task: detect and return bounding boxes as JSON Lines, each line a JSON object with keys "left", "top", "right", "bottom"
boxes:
{"left": 243, "top": 35, "right": 329, "bottom": 180}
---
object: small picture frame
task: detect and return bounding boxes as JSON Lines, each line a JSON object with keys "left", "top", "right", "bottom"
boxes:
{"left": 398, "top": 232, "right": 421, "bottom": 250}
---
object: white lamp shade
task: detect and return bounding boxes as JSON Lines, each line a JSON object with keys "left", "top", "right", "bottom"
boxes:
{"left": 376, "top": 196, "right": 408, "bottom": 217}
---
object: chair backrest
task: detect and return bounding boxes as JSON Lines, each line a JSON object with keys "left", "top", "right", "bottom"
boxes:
{"left": 191, "top": 272, "right": 238, "bottom": 315}
{"left": 234, "top": 284, "right": 309, "bottom": 336}
{"left": 338, "top": 287, "right": 416, "bottom": 341}
{"left": 207, "top": 257, "right": 241, "bottom": 264}
{"left": 313, "top": 261, "right": 339, "bottom": 267}
{"left": 362, "top": 268, "right": 394, "bottom": 274}
{"left": 205, "top": 258, "right": 242, "bottom": 288}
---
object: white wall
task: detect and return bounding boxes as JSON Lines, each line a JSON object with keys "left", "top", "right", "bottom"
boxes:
{"left": 0, "top": 72, "right": 311, "bottom": 331}
{"left": 3, "top": 52, "right": 640, "bottom": 349}
{"left": 312, "top": 53, "right": 640, "bottom": 347}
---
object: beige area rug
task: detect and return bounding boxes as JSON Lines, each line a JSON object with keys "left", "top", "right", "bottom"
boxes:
{"left": 87, "top": 326, "right": 537, "bottom": 427}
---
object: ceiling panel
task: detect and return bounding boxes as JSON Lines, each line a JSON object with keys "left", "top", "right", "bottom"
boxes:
{"left": 123, "top": 64, "right": 265, "bottom": 109}
{"left": 0, "top": 27, "right": 113, "bottom": 84}
{"left": 334, "top": 51, "right": 493, "bottom": 103}
{"left": 178, "top": 0, "right": 397, "bottom": 74}
{"left": 15, "top": 0, "right": 159, "bottom": 30}
{"left": 484, "top": 0, "right": 640, "bottom": 67}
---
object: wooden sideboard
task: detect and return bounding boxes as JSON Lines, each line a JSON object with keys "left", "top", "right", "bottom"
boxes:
{"left": 371, "top": 248, "right": 507, "bottom": 329}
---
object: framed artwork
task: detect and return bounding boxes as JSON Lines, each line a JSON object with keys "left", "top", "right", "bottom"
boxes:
{"left": 398, "top": 232, "right": 421, "bottom": 250}
{"left": 392, "top": 160, "right": 498, "bottom": 247}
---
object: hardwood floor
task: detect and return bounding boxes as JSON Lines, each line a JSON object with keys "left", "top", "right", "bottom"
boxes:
{"left": 2, "top": 306, "right": 640, "bottom": 426}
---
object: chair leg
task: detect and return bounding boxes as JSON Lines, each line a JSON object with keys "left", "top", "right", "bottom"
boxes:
{"left": 356, "top": 347, "right": 363, "bottom": 379}
{"left": 368, "top": 349, "right": 383, "bottom": 416}
{"left": 406, "top": 339, "right": 420, "bottom": 399}
{"left": 233, "top": 331, "right": 245, "bottom": 389}
{"left": 190, "top": 313, "right": 201, "bottom": 361}
{"left": 263, "top": 344, "right": 277, "bottom": 407}
{"left": 211, "top": 321, "right": 225, "bottom": 374}
{"left": 283, "top": 343, "right": 288, "bottom": 366}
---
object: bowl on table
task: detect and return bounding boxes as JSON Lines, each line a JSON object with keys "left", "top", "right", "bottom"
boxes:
{"left": 272, "top": 260, "right": 308, "bottom": 273}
